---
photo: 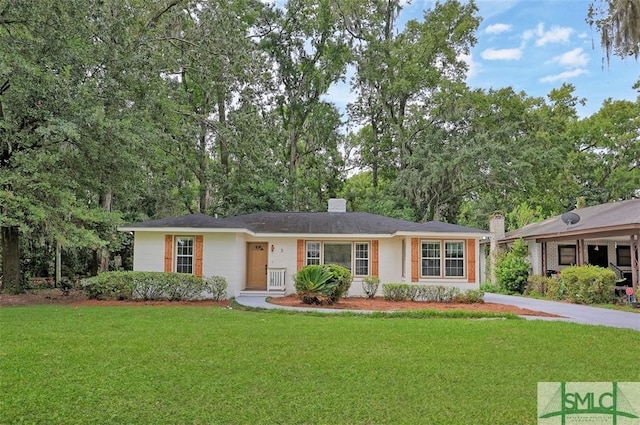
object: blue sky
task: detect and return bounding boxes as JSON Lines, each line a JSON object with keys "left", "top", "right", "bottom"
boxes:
{"left": 325, "top": 0, "right": 639, "bottom": 119}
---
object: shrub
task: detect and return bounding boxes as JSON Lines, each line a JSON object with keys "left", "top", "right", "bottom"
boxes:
{"left": 560, "top": 265, "right": 616, "bottom": 304}
{"left": 163, "top": 274, "right": 205, "bottom": 301}
{"left": 453, "top": 289, "right": 484, "bottom": 304}
{"left": 495, "top": 239, "right": 529, "bottom": 294}
{"left": 324, "top": 264, "right": 352, "bottom": 303}
{"left": 438, "top": 286, "right": 461, "bottom": 302}
{"left": 131, "top": 273, "right": 169, "bottom": 300}
{"left": 203, "top": 275, "right": 228, "bottom": 301}
{"left": 82, "top": 271, "right": 135, "bottom": 300}
{"left": 361, "top": 276, "right": 381, "bottom": 299}
{"left": 545, "top": 277, "right": 565, "bottom": 300}
{"left": 382, "top": 284, "right": 460, "bottom": 302}
{"left": 82, "top": 271, "right": 209, "bottom": 301}
{"left": 416, "top": 285, "right": 437, "bottom": 302}
{"left": 294, "top": 265, "right": 336, "bottom": 305}
{"left": 382, "top": 283, "right": 411, "bottom": 301}
{"left": 524, "top": 275, "right": 554, "bottom": 296}
{"left": 479, "top": 282, "right": 499, "bottom": 293}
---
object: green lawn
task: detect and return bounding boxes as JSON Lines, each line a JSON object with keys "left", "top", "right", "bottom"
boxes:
{"left": 1, "top": 306, "right": 638, "bottom": 425}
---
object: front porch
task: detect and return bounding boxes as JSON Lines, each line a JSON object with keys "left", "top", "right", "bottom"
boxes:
{"left": 535, "top": 237, "right": 638, "bottom": 292}
{"left": 240, "top": 267, "right": 288, "bottom": 297}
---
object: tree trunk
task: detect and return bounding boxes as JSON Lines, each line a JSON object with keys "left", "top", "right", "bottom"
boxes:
{"left": 197, "top": 127, "right": 208, "bottom": 214}
{"left": 216, "top": 87, "right": 229, "bottom": 178}
{"left": 97, "top": 191, "right": 113, "bottom": 272}
{"left": 1, "top": 226, "right": 22, "bottom": 293}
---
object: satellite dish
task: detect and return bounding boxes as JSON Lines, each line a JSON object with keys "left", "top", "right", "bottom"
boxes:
{"left": 561, "top": 211, "right": 581, "bottom": 225}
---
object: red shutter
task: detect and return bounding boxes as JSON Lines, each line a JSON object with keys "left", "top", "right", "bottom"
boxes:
{"left": 411, "top": 238, "right": 419, "bottom": 282}
{"left": 195, "top": 235, "right": 203, "bottom": 277}
{"left": 371, "top": 240, "right": 379, "bottom": 277}
{"left": 297, "top": 240, "right": 304, "bottom": 271}
{"left": 164, "top": 235, "right": 173, "bottom": 272}
{"left": 467, "top": 239, "right": 476, "bottom": 283}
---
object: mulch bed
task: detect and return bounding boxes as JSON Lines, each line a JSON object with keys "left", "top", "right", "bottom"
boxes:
{"left": 268, "top": 294, "right": 562, "bottom": 317}
{"left": 1, "top": 289, "right": 560, "bottom": 317}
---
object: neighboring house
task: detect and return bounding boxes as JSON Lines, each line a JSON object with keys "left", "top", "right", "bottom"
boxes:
{"left": 119, "top": 199, "right": 489, "bottom": 298}
{"left": 494, "top": 199, "right": 640, "bottom": 291}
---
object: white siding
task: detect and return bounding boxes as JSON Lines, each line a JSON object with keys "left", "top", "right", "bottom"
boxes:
{"left": 263, "top": 237, "right": 299, "bottom": 294}
{"left": 202, "top": 233, "right": 245, "bottom": 298}
{"left": 529, "top": 242, "right": 541, "bottom": 275}
{"left": 133, "top": 233, "right": 165, "bottom": 272}
{"left": 132, "top": 231, "right": 483, "bottom": 298}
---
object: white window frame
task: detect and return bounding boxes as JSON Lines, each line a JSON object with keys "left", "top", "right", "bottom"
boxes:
{"left": 444, "top": 241, "right": 465, "bottom": 277}
{"left": 354, "top": 243, "right": 370, "bottom": 276}
{"left": 175, "top": 236, "right": 194, "bottom": 274}
{"left": 306, "top": 241, "right": 321, "bottom": 265}
{"left": 421, "top": 241, "right": 441, "bottom": 277}
{"left": 421, "top": 240, "right": 465, "bottom": 278}
{"left": 304, "top": 241, "right": 370, "bottom": 276}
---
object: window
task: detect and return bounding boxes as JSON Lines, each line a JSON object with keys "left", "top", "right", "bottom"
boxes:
{"left": 421, "top": 241, "right": 441, "bottom": 277}
{"left": 305, "top": 241, "right": 370, "bottom": 276}
{"left": 176, "top": 237, "right": 194, "bottom": 274}
{"left": 306, "top": 242, "right": 321, "bottom": 265}
{"left": 445, "top": 241, "right": 464, "bottom": 277}
{"left": 558, "top": 245, "right": 576, "bottom": 266}
{"left": 355, "top": 243, "right": 369, "bottom": 276}
{"left": 324, "top": 243, "right": 352, "bottom": 271}
{"left": 421, "top": 240, "right": 465, "bottom": 278}
{"left": 616, "top": 246, "right": 631, "bottom": 267}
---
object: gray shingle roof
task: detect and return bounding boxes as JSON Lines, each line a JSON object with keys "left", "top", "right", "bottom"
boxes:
{"left": 121, "top": 211, "right": 489, "bottom": 235}
{"left": 501, "top": 199, "right": 640, "bottom": 242}
{"left": 224, "top": 212, "right": 488, "bottom": 234}
{"left": 121, "top": 213, "right": 240, "bottom": 229}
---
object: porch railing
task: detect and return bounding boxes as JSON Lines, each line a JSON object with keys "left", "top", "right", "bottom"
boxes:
{"left": 267, "top": 268, "right": 286, "bottom": 291}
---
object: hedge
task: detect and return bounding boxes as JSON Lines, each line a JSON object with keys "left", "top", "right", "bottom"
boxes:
{"left": 82, "top": 271, "right": 227, "bottom": 301}
{"left": 381, "top": 283, "right": 483, "bottom": 303}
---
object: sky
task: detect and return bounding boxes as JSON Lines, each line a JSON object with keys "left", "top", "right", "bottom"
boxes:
{"left": 324, "top": 0, "right": 640, "bottom": 119}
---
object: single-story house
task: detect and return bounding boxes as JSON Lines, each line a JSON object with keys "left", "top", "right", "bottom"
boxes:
{"left": 119, "top": 199, "right": 490, "bottom": 298}
{"left": 493, "top": 199, "right": 639, "bottom": 292}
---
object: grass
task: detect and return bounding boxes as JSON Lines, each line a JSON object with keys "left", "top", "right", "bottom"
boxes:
{"left": 1, "top": 305, "right": 639, "bottom": 425}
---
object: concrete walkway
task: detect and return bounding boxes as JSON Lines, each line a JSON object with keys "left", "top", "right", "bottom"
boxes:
{"left": 236, "top": 294, "right": 640, "bottom": 331}
{"left": 485, "top": 293, "right": 640, "bottom": 331}
{"left": 235, "top": 295, "right": 375, "bottom": 314}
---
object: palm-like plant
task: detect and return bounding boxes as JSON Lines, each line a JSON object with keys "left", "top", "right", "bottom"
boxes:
{"left": 293, "top": 265, "right": 336, "bottom": 305}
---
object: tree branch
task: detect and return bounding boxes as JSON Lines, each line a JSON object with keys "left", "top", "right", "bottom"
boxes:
{"left": 147, "top": 0, "right": 184, "bottom": 28}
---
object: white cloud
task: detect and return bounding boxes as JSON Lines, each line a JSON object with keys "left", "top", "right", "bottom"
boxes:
{"left": 522, "top": 22, "right": 542, "bottom": 41}
{"left": 480, "top": 47, "right": 522, "bottom": 60}
{"left": 522, "top": 23, "right": 574, "bottom": 46}
{"left": 485, "top": 23, "right": 512, "bottom": 34}
{"left": 540, "top": 68, "right": 588, "bottom": 83}
{"left": 549, "top": 48, "right": 590, "bottom": 68}
{"left": 535, "top": 24, "right": 574, "bottom": 46}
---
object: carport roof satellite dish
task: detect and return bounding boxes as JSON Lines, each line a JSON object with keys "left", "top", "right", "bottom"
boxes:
{"left": 561, "top": 211, "right": 580, "bottom": 226}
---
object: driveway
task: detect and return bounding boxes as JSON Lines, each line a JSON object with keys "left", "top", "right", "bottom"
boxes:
{"left": 485, "top": 293, "right": 640, "bottom": 331}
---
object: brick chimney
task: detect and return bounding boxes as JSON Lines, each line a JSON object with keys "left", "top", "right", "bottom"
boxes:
{"left": 328, "top": 198, "right": 347, "bottom": 213}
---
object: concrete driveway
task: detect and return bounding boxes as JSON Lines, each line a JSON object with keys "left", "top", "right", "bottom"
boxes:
{"left": 485, "top": 293, "right": 640, "bottom": 331}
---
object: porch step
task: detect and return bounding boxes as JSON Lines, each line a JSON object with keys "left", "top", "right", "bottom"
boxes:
{"left": 238, "top": 289, "right": 287, "bottom": 298}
